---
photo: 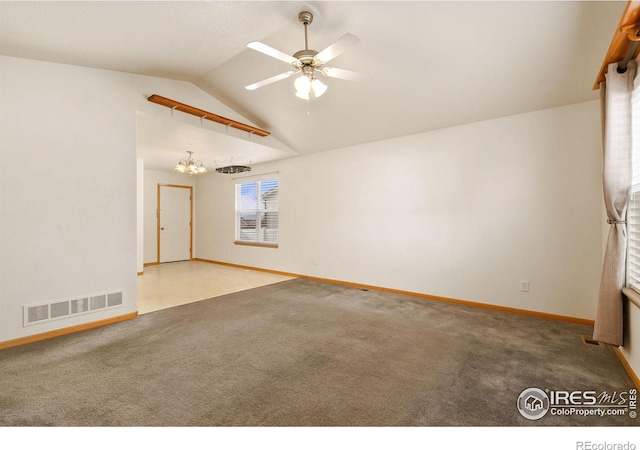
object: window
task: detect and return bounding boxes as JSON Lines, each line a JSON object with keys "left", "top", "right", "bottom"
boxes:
{"left": 628, "top": 187, "right": 640, "bottom": 292}
{"left": 628, "top": 80, "right": 640, "bottom": 292}
{"left": 235, "top": 178, "right": 279, "bottom": 246}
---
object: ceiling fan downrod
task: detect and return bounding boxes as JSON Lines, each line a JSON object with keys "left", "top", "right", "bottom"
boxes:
{"left": 299, "top": 11, "right": 313, "bottom": 50}
{"left": 294, "top": 11, "right": 319, "bottom": 65}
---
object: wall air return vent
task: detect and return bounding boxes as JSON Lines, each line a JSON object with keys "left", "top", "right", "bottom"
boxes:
{"left": 27, "top": 305, "right": 49, "bottom": 324}
{"left": 107, "top": 292, "right": 123, "bottom": 307}
{"left": 24, "top": 290, "right": 124, "bottom": 327}
{"left": 90, "top": 295, "right": 106, "bottom": 311}
{"left": 70, "top": 298, "right": 89, "bottom": 314}
{"left": 50, "top": 301, "right": 70, "bottom": 319}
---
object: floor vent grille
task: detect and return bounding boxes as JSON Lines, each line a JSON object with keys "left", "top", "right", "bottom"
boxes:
{"left": 24, "top": 291, "right": 124, "bottom": 327}
{"left": 581, "top": 335, "right": 602, "bottom": 346}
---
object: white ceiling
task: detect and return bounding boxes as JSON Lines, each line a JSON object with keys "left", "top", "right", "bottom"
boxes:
{"left": 0, "top": 1, "right": 625, "bottom": 168}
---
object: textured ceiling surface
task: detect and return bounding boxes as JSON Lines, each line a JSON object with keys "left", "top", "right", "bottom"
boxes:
{"left": 0, "top": 1, "right": 624, "bottom": 167}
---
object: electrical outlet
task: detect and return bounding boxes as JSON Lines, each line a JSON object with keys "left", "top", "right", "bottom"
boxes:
{"left": 520, "top": 281, "right": 530, "bottom": 292}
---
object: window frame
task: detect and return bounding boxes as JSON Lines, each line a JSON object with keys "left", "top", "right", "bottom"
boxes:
{"left": 627, "top": 185, "right": 640, "bottom": 293}
{"left": 234, "top": 177, "right": 279, "bottom": 248}
{"left": 627, "top": 75, "right": 640, "bottom": 293}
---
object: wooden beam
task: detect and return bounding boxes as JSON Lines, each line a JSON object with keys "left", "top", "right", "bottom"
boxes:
{"left": 147, "top": 94, "right": 270, "bottom": 137}
{"left": 594, "top": 1, "right": 640, "bottom": 90}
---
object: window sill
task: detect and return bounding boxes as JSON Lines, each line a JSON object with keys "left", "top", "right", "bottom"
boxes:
{"left": 234, "top": 241, "right": 278, "bottom": 249}
{"left": 622, "top": 287, "right": 640, "bottom": 309}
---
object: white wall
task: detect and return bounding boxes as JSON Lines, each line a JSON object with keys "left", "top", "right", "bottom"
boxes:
{"left": 0, "top": 55, "right": 261, "bottom": 343}
{"left": 143, "top": 169, "right": 197, "bottom": 265}
{"left": 0, "top": 54, "right": 626, "bottom": 375}
{"left": 197, "top": 100, "right": 603, "bottom": 320}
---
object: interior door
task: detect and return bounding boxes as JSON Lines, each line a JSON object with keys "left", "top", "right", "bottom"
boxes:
{"left": 158, "top": 185, "right": 192, "bottom": 263}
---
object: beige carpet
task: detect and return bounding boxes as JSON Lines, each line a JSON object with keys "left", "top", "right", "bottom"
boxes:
{"left": 0, "top": 278, "right": 636, "bottom": 427}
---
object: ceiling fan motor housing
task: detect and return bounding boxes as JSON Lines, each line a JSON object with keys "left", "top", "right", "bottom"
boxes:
{"left": 293, "top": 49, "right": 319, "bottom": 65}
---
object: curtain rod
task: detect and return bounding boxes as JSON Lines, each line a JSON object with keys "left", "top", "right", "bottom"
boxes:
{"left": 618, "top": 39, "right": 640, "bottom": 74}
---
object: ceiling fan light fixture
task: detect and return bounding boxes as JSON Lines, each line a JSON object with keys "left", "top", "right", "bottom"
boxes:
{"left": 294, "top": 75, "right": 311, "bottom": 95}
{"left": 295, "top": 90, "right": 310, "bottom": 100}
{"left": 294, "top": 74, "right": 327, "bottom": 100}
{"left": 312, "top": 78, "right": 327, "bottom": 97}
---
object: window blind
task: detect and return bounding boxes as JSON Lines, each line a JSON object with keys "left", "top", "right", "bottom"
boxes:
{"left": 628, "top": 186, "right": 640, "bottom": 292}
{"left": 235, "top": 178, "right": 279, "bottom": 245}
{"left": 627, "top": 82, "right": 640, "bottom": 292}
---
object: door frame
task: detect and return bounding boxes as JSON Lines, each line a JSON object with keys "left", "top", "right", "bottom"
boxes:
{"left": 157, "top": 184, "right": 193, "bottom": 264}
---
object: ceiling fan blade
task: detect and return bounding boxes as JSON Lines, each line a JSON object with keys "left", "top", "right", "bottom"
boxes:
{"left": 321, "top": 67, "right": 372, "bottom": 83}
{"left": 313, "top": 33, "right": 360, "bottom": 65}
{"left": 247, "top": 41, "right": 299, "bottom": 66}
{"left": 245, "top": 71, "right": 297, "bottom": 91}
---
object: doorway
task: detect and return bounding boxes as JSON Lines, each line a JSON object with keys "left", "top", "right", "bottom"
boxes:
{"left": 157, "top": 184, "right": 193, "bottom": 263}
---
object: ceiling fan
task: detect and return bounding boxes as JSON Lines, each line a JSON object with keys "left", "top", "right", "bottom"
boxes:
{"left": 245, "top": 11, "right": 371, "bottom": 100}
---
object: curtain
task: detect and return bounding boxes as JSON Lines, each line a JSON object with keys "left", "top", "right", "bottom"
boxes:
{"left": 594, "top": 61, "right": 636, "bottom": 346}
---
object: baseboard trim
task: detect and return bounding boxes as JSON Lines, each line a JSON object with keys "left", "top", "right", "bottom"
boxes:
{"left": 0, "top": 312, "right": 138, "bottom": 351}
{"left": 613, "top": 347, "right": 640, "bottom": 390}
{"left": 311, "top": 276, "right": 594, "bottom": 326}
{"left": 193, "top": 258, "right": 594, "bottom": 326}
{"left": 194, "top": 258, "right": 299, "bottom": 279}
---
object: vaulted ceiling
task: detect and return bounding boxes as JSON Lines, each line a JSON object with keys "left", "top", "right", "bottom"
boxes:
{"left": 0, "top": 1, "right": 625, "bottom": 168}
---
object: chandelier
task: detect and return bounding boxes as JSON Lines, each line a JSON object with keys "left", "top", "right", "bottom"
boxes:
{"left": 175, "top": 151, "right": 207, "bottom": 176}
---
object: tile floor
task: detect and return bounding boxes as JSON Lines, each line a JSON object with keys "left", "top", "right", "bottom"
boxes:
{"left": 137, "top": 260, "right": 295, "bottom": 314}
